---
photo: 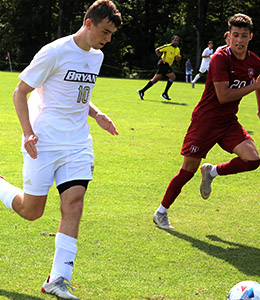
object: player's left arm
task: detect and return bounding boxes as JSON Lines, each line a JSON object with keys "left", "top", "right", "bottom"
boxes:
{"left": 175, "top": 48, "right": 181, "bottom": 62}
{"left": 214, "top": 79, "right": 260, "bottom": 104}
{"left": 89, "top": 101, "right": 118, "bottom": 135}
{"left": 175, "top": 55, "right": 182, "bottom": 62}
{"left": 212, "top": 54, "right": 260, "bottom": 103}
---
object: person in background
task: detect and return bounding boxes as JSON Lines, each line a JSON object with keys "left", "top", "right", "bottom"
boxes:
{"left": 215, "top": 31, "right": 230, "bottom": 53}
{"left": 191, "top": 41, "right": 214, "bottom": 88}
{"left": 137, "top": 35, "right": 181, "bottom": 101}
{"left": 0, "top": 1, "right": 121, "bottom": 299}
{"left": 185, "top": 58, "right": 193, "bottom": 83}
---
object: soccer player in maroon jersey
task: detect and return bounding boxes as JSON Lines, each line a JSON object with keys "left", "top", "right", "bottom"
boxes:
{"left": 153, "top": 13, "right": 260, "bottom": 230}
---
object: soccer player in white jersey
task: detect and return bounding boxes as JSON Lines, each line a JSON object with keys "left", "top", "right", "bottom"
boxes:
{"left": 215, "top": 31, "right": 230, "bottom": 53}
{"left": 0, "top": 1, "right": 121, "bottom": 299}
{"left": 191, "top": 41, "right": 214, "bottom": 88}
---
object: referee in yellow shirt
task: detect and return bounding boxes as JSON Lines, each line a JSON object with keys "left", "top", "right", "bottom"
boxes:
{"left": 137, "top": 35, "right": 181, "bottom": 100}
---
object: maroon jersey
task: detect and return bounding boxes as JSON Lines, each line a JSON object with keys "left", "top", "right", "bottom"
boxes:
{"left": 192, "top": 46, "right": 260, "bottom": 127}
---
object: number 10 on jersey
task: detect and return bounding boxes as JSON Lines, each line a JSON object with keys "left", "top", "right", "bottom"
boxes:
{"left": 77, "top": 85, "right": 90, "bottom": 104}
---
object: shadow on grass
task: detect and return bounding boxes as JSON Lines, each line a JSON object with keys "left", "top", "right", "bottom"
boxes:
{"left": 138, "top": 98, "right": 187, "bottom": 106}
{"left": 0, "top": 289, "right": 44, "bottom": 300}
{"left": 161, "top": 100, "right": 187, "bottom": 106}
{"left": 166, "top": 230, "right": 260, "bottom": 276}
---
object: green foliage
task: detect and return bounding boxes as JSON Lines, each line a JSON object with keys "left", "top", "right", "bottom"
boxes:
{"left": 1, "top": 0, "right": 260, "bottom": 78}
{"left": 1, "top": 72, "right": 260, "bottom": 299}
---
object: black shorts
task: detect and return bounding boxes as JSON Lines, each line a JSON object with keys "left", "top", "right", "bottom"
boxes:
{"left": 156, "top": 62, "right": 173, "bottom": 75}
{"left": 57, "top": 180, "right": 89, "bottom": 195}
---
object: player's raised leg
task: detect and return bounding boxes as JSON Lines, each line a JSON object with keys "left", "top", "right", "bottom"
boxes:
{"left": 200, "top": 139, "right": 260, "bottom": 199}
{"left": 0, "top": 176, "right": 47, "bottom": 220}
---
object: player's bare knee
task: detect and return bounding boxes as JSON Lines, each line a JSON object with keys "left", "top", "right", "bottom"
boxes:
{"left": 22, "top": 209, "right": 44, "bottom": 221}
{"left": 61, "top": 197, "right": 83, "bottom": 218}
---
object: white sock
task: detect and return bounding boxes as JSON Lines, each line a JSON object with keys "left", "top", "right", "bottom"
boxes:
{"left": 210, "top": 165, "right": 218, "bottom": 177}
{"left": 49, "top": 233, "right": 77, "bottom": 282}
{"left": 0, "top": 177, "right": 22, "bottom": 210}
{"left": 157, "top": 204, "right": 168, "bottom": 214}
{"left": 192, "top": 74, "right": 200, "bottom": 84}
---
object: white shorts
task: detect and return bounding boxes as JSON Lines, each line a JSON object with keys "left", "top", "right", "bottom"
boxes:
{"left": 199, "top": 62, "right": 210, "bottom": 73}
{"left": 22, "top": 148, "right": 94, "bottom": 196}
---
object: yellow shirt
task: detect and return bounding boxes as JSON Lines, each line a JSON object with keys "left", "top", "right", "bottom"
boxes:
{"left": 158, "top": 43, "right": 180, "bottom": 66}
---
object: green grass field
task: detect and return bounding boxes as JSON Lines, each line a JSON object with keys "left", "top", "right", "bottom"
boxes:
{"left": 0, "top": 71, "right": 260, "bottom": 300}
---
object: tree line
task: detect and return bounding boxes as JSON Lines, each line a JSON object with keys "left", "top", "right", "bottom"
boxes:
{"left": 1, "top": 0, "right": 260, "bottom": 81}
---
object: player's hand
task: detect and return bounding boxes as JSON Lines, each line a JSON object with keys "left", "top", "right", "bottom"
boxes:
{"left": 95, "top": 113, "right": 118, "bottom": 135}
{"left": 24, "top": 134, "right": 38, "bottom": 159}
{"left": 176, "top": 55, "right": 182, "bottom": 62}
{"left": 254, "top": 75, "right": 260, "bottom": 90}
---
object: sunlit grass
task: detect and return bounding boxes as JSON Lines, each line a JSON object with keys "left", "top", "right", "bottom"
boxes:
{"left": 0, "top": 71, "right": 260, "bottom": 299}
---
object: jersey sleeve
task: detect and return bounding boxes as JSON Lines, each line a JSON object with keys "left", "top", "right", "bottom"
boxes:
{"left": 210, "top": 53, "right": 230, "bottom": 82}
{"left": 201, "top": 48, "right": 208, "bottom": 56}
{"left": 19, "top": 45, "right": 58, "bottom": 88}
{"left": 158, "top": 44, "right": 169, "bottom": 53}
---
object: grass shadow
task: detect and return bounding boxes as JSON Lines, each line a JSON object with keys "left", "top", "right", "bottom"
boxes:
{"left": 165, "top": 230, "right": 260, "bottom": 276}
{"left": 0, "top": 290, "right": 44, "bottom": 300}
{"left": 138, "top": 98, "right": 187, "bottom": 106}
{"left": 161, "top": 100, "right": 187, "bottom": 106}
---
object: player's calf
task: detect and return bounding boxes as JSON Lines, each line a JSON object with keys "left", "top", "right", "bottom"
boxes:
{"left": 217, "top": 157, "right": 260, "bottom": 175}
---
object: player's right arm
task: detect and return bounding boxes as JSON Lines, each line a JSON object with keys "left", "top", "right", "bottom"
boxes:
{"left": 155, "top": 47, "right": 162, "bottom": 57}
{"left": 155, "top": 47, "right": 165, "bottom": 63}
{"left": 13, "top": 80, "right": 38, "bottom": 159}
{"left": 201, "top": 48, "right": 212, "bottom": 58}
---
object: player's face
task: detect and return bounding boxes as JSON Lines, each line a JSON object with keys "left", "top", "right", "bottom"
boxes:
{"left": 229, "top": 26, "right": 252, "bottom": 59}
{"left": 86, "top": 17, "right": 117, "bottom": 50}
{"left": 171, "top": 37, "right": 179, "bottom": 47}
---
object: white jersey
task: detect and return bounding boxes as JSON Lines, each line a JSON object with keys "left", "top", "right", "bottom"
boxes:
{"left": 199, "top": 47, "right": 214, "bottom": 73}
{"left": 215, "top": 45, "right": 226, "bottom": 53}
{"left": 19, "top": 35, "right": 104, "bottom": 152}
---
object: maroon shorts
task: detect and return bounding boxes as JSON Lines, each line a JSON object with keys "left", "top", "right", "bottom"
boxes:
{"left": 181, "top": 120, "right": 252, "bottom": 158}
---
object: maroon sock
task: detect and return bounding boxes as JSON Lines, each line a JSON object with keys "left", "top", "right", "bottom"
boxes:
{"left": 161, "top": 168, "right": 194, "bottom": 209}
{"left": 217, "top": 157, "right": 260, "bottom": 175}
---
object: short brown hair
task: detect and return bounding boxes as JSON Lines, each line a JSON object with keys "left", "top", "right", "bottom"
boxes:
{"left": 83, "top": 0, "right": 122, "bottom": 28}
{"left": 228, "top": 13, "right": 253, "bottom": 32}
